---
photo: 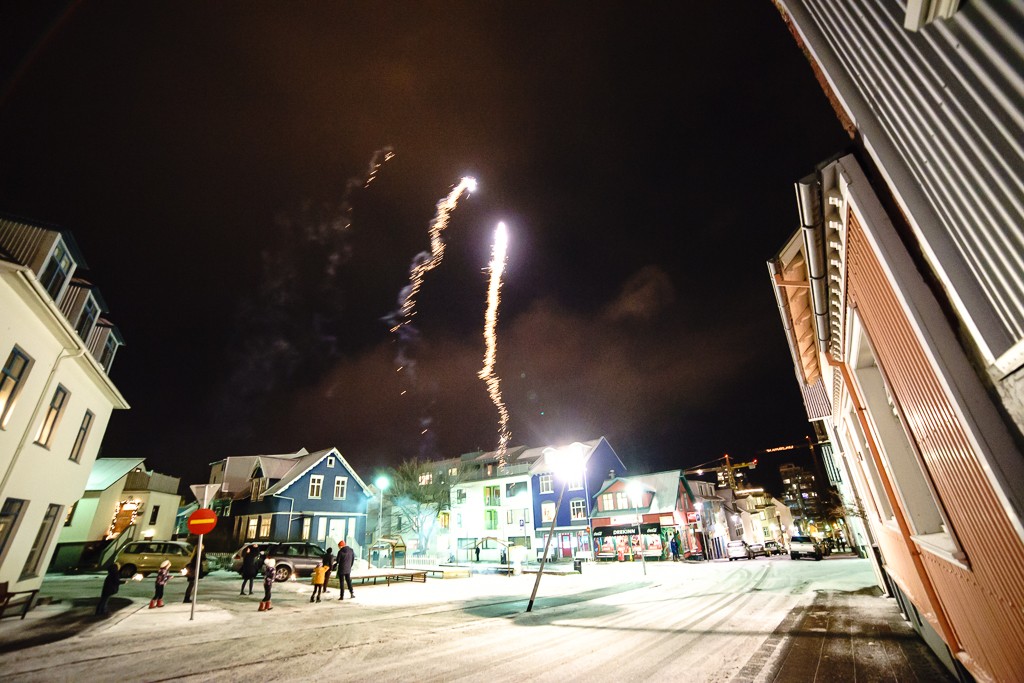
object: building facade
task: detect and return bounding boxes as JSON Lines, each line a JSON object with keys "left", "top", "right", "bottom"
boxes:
{"left": 769, "top": 3, "right": 1024, "bottom": 678}
{"left": 0, "top": 215, "right": 129, "bottom": 594}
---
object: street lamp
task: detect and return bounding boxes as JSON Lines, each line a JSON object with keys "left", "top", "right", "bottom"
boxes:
{"left": 627, "top": 482, "right": 647, "bottom": 576}
{"left": 527, "top": 442, "right": 586, "bottom": 613}
{"left": 373, "top": 475, "right": 390, "bottom": 568}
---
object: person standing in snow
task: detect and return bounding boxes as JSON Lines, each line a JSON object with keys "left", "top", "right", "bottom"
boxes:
{"left": 310, "top": 561, "right": 328, "bottom": 603}
{"left": 321, "top": 546, "right": 334, "bottom": 596}
{"left": 669, "top": 537, "right": 680, "bottom": 562}
{"left": 150, "top": 560, "right": 171, "bottom": 608}
{"left": 96, "top": 563, "right": 123, "bottom": 616}
{"left": 336, "top": 540, "right": 355, "bottom": 601}
{"left": 259, "top": 558, "right": 276, "bottom": 611}
{"left": 240, "top": 544, "right": 259, "bottom": 596}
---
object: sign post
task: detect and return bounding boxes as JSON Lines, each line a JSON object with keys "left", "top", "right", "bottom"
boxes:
{"left": 187, "top": 484, "right": 221, "bottom": 621}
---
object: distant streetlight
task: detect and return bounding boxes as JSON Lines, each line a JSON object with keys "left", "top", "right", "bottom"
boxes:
{"left": 627, "top": 481, "right": 647, "bottom": 576}
{"left": 527, "top": 442, "right": 586, "bottom": 613}
{"left": 373, "top": 475, "right": 390, "bottom": 568}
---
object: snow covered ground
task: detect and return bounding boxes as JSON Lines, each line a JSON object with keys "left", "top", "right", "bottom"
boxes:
{"left": 0, "top": 556, "right": 952, "bottom": 682}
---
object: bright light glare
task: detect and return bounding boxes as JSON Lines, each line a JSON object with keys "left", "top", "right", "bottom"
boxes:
{"left": 464, "top": 177, "right": 477, "bottom": 193}
{"left": 375, "top": 476, "right": 390, "bottom": 491}
{"left": 132, "top": 573, "right": 144, "bottom": 582}
{"left": 627, "top": 481, "right": 644, "bottom": 505}
{"left": 544, "top": 442, "right": 586, "bottom": 480}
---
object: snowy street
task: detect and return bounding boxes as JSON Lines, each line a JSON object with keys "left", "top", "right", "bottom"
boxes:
{"left": 0, "top": 557, "right": 953, "bottom": 682}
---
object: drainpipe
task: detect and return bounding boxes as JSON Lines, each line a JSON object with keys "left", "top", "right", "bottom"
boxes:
{"left": 272, "top": 493, "right": 296, "bottom": 541}
{"left": 796, "top": 175, "right": 831, "bottom": 352}
{"left": 826, "top": 355, "right": 963, "bottom": 655}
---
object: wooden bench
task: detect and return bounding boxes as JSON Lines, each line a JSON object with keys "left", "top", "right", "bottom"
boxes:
{"left": 347, "top": 568, "right": 428, "bottom": 586}
{"left": 0, "top": 581, "right": 39, "bottom": 620}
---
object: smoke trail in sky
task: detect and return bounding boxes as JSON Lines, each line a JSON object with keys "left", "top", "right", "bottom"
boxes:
{"left": 387, "top": 177, "right": 477, "bottom": 337}
{"left": 381, "top": 176, "right": 476, "bottom": 457}
{"left": 479, "top": 222, "right": 511, "bottom": 465}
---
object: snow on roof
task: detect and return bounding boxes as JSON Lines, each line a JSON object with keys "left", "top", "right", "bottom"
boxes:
{"left": 214, "top": 449, "right": 309, "bottom": 493}
{"left": 86, "top": 457, "right": 146, "bottom": 492}
{"left": 592, "top": 469, "right": 682, "bottom": 513}
{"left": 263, "top": 447, "right": 372, "bottom": 498}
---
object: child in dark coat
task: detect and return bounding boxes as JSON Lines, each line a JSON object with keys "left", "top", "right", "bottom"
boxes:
{"left": 96, "top": 563, "right": 123, "bottom": 616}
{"left": 259, "top": 558, "right": 276, "bottom": 611}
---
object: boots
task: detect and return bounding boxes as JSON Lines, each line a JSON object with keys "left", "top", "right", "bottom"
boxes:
{"left": 265, "top": 600, "right": 272, "bottom": 610}
{"left": 258, "top": 601, "right": 267, "bottom": 611}
{"left": 149, "top": 599, "right": 157, "bottom": 609}
{"left": 157, "top": 599, "right": 164, "bottom": 608}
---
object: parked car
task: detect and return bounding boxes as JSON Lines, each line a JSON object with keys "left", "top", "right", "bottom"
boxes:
{"left": 789, "top": 535, "right": 822, "bottom": 561}
{"left": 748, "top": 542, "right": 769, "bottom": 558}
{"left": 230, "top": 541, "right": 328, "bottom": 581}
{"left": 726, "top": 540, "right": 755, "bottom": 561}
{"left": 115, "top": 540, "right": 208, "bottom": 578}
{"left": 762, "top": 540, "right": 785, "bottom": 556}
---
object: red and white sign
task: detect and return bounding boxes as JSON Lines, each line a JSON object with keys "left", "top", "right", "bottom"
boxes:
{"left": 187, "top": 508, "right": 217, "bottom": 535}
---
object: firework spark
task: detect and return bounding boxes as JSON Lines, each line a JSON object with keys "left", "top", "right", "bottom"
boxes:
{"left": 388, "top": 177, "right": 477, "bottom": 335}
{"left": 479, "top": 221, "right": 511, "bottom": 464}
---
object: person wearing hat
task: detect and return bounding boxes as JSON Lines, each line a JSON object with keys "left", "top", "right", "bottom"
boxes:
{"left": 259, "top": 557, "right": 276, "bottom": 611}
{"left": 336, "top": 540, "right": 355, "bottom": 601}
{"left": 150, "top": 560, "right": 172, "bottom": 608}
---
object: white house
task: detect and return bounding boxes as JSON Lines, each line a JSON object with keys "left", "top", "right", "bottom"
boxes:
{"left": 0, "top": 214, "right": 129, "bottom": 594}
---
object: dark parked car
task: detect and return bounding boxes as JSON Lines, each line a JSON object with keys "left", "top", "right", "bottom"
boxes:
{"left": 230, "top": 541, "right": 328, "bottom": 581}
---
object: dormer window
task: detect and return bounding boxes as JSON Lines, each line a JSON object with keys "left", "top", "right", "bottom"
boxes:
{"left": 100, "top": 335, "right": 119, "bottom": 371}
{"left": 75, "top": 296, "right": 99, "bottom": 342}
{"left": 39, "top": 240, "right": 74, "bottom": 301}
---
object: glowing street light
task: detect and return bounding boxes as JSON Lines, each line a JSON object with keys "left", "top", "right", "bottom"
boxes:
{"left": 526, "top": 442, "right": 586, "bottom": 613}
{"left": 627, "top": 481, "right": 648, "bottom": 576}
{"left": 373, "top": 475, "right": 390, "bottom": 568}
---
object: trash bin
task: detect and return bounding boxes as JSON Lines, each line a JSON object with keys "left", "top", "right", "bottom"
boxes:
{"left": 573, "top": 559, "right": 582, "bottom": 573}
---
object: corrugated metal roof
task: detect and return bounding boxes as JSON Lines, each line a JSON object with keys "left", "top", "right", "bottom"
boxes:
{"left": 86, "top": 458, "right": 145, "bottom": 491}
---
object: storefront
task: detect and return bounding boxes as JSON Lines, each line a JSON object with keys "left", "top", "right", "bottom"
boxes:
{"left": 592, "top": 523, "right": 662, "bottom": 561}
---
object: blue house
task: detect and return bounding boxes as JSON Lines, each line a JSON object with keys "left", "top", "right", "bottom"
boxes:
{"left": 529, "top": 437, "right": 626, "bottom": 561}
{"left": 208, "top": 447, "right": 371, "bottom": 554}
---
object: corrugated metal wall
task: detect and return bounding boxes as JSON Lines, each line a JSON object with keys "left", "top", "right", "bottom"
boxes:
{"left": 781, "top": 0, "right": 1024, "bottom": 365}
{"left": 847, "top": 212, "right": 1024, "bottom": 682}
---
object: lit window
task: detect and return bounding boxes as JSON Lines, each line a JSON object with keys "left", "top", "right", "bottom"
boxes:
{"left": 35, "top": 385, "right": 69, "bottom": 448}
{"left": 448, "top": 467, "right": 458, "bottom": 477}
{"left": 39, "top": 241, "right": 74, "bottom": 300}
{"left": 439, "top": 512, "right": 449, "bottom": 529}
{"left": 259, "top": 516, "right": 271, "bottom": 537}
{"left": 309, "top": 475, "right": 323, "bottom": 499}
{"left": 70, "top": 410, "right": 93, "bottom": 462}
{"left": 334, "top": 476, "right": 348, "bottom": 500}
{"left": 600, "top": 493, "right": 614, "bottom": 511}
{"left": 484, "top": 510, "right": 498, "bottom": 530}
{"left": 484, "top": 485, "right": 500, "bottom": 506}
{"left": 0, "top": 348, "right": 31, "bottom": 429}
{"left": 21, "top": 504, "right": 61, "bottom": 579}
{"left": 301, "top": 517, "right": 311, "bottom": 540}
{"left": 246, "top": 518, "right": 258, "bottom": 539}
{"left": 419, "top": 472, "right": 433, "bottom": 486}
{"left": 0, "top": 498, "right": 25, "bottom": 557}
{"left": 541, "top": 501, "right": 556, "bottom": 523}
{"left": 615, "top": 492, "right": 630, "bottom": 509}
{"left": 569, "top": 499, "right": 586, "bottom": 520}
{"left": 64, "top": 501, "right": 77, "bottom": 527}
{"left": 539, "top": 474, "right": 553, "bottom": 494}
{"left": 568, "top": 475, "right": 583, "bottom": 491}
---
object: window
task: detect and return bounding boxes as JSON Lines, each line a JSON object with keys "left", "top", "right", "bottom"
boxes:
{"left": 455, "top": 489, "right": 466, "bottom": 504}
{"left": 486, "top": 464, "right": 495, "bottom": 476}
{"left": 75, "top": 296, "right": 99, "bottom": 341}
{"left": 64, "top": 501, "right": 77, "bottom": 527}
{"left": 69, "top": 410, "right": 93, "bottom": 462}
{"left": 615, "top": 492, "right": 630, "bottom": 509}
{"left": 600, "top": 493, "right": 614, "bottom": 511}
{"left": 0, "top": 348, "right": 31, "bottom": 429}
{"left": 309, "top": 475, "right": 323, "bottom": 499}
{"left": 21, "top": 504, "right": 61, "bottom": 579}
{"left": 541, "top": 501, "right": 556, "bottom": 523}
{"left": 334, "top": 476, "right": 348, "bottom": 500}
{"left": 326, "top": 456, "right": 335, "bottom": 468}
{"left": 506, "top": 481, "right": 525, "bottom": 497}
{"left": 35, "top": 385, "right": 69, "bottom": 448}
{"left": 440, "top": 511, "right": 449, "bottom": 529}
{"left": 39, "top": 241, "right": 73, "bottom": 300}
{"left": 0, "top": 498, "right": 25, "bottom": 558}
{"left": 448, "top": 467, "right": 458, "bottom": 477}
{"left": 484, "top": 485, "right": 500, "bottom": 507}
{"left": 148, "top": 505, "right": 160, "bottom": 525}
{"left": 484, "top": 510, "right": 498, "bottom": 530}
{"left": 569, "top": 499, "right": 587, "bottom": 520}
{"left": 246, "top": 518, "right": 258, "bottom": 539}
{"left": 419, "top": 472, "right": 433, "bottom": 486}
{"left": 568, "top": 474, "right": 583, "bottom": 491}
{"left": 507, "top": 510, "right": 514, "bottom": 524}
{"left": 539, "top": 474, "right": 553, "bottom": 494}
{"left": 301, "top": 517, "right": 311, "bottom": 540}
{"left": 99, "top": 335, "right": 119, "bottom": 371}
{"left": 259, "top": 516, "right": 271, "bottom": 537}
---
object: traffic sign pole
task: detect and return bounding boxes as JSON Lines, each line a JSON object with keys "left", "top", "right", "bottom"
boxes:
{"left": 187, "top": 484, "right": 221, "bottom": 622}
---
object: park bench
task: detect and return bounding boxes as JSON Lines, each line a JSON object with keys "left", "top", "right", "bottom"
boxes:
{"left": 0, "top": 581, "right": 39, "bottom": 620}
{"left": 348, "top": 568, "right": 427, "bottom": 586}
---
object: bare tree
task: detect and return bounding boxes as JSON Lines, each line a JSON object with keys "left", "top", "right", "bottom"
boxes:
{"left": 385, "top": 459, "right": 454, "bottom": 555}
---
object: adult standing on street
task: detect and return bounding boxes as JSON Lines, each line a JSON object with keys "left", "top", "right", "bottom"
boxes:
{"left": 322, "top": 546, "right": 334, "bottom": 596}
{"left": 240, "top": 544, "right": 260, "bottom": 596}
{"left": 336, "top": 540, "right": 355, "bottom": 601}
{"left": 183, "top": 546, "right": 205, "bottom": 603}
{"left": 95, "top": 562, "right": 123, "bottom": 616}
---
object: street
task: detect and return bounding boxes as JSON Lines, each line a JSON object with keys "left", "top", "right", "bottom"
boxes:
{"left": 0, "top": 556, "right": 953, "bottom": 682}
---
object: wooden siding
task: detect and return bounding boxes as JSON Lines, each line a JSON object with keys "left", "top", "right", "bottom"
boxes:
{"left": 847, "top": 212, "right": 1024, "bottom": 682}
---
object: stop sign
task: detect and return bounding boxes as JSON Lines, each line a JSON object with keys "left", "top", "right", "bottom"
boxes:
{"left": 187, "top": 508, "right": 217, "bottom": 535}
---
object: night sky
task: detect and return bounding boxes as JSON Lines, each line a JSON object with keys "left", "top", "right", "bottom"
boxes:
{"left": 0, "top": 3, "right": 849, "bottom": 494}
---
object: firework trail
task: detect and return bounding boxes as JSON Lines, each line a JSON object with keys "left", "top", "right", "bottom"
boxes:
{"left": 479, "top": 222, "right": 511, "bottom": 464}
{"left": 386, "top": 177, "right": 477, "bottom": 336}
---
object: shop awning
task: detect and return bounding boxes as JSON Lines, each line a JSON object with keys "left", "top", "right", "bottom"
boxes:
{"left": 592, "top": 523, "right": 660, "bottom": 538}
